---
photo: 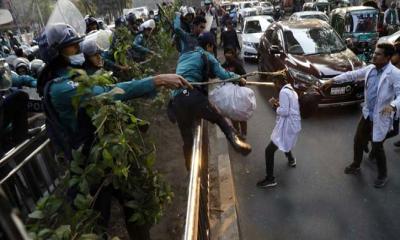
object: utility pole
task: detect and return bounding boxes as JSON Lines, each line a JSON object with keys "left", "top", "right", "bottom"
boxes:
{"left": 33, "top": 0, "right": 44, "bottom": 28}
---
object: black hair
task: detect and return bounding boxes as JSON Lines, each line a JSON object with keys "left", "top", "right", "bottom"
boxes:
{"left": 376, "top": 43, "right": 395, "bottom": 57}
{"left": 15, "top": 48, "right": 24, "bottom": 57}
{"left": 193, "top": 15, "right": 207, "bottom": 26}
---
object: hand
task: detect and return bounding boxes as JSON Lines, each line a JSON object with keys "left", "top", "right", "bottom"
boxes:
{"left": 321, "top": 79, "right": 334, "bottom": 91}
{"left": 238, "top": 78, "right": 246, "bottom": 86}
{"left": 381, "top": 105, "right": 396, "bottom": 116}
{"left": 268, "top": 97, "right": 279, "bottom": 107}
{"left": 118, "top": 65, "right": 130, "bottom": 71}
{"left": 154, "top": 74, "right": 193, "bottom": 90}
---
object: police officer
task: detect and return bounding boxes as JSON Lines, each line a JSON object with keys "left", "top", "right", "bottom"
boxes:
{"left": 126, "top": 12, "right": 139, "bottom": 35}
{"left": 132, "top": 19, "right": 157, "bottom": 62}
{"left": 173, "top": 14, "right": 207, "bottom": 54}
{"left": 13, "top": 57, "right": 30, "bottom": 76}
{"left": 0, "top": 59, "right": 40, "bottom": 152}
{"left": 39, "top": 23, "right": 191, "bottom": 238}
{"left": 85, "top": 15, "right": 99, "bottom": 34}
{"left": 170, "top": 32, "right": 252, "bottom": 170}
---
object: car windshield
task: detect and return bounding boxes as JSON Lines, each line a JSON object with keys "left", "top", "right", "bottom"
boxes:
{"left": 300, "top": 14, "right": 328, "bottom": 21}
{"left": 261, "top": 2, "right": 272, "bottom": 7}
{"left": 244, "top": 20, "right": 263, "bottom": 33}
{"left": 345, "top": 10, "right": 378, "bottom": 33}
{"left": 284, "top": 27, "right": 346, "bottom": 55}
{"left": 244, "top": 3, "right": 252, "bottom": 8}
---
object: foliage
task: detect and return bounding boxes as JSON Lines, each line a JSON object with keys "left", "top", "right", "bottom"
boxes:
{"left": 28, "top": 69, "right": 173, "bottom": 239}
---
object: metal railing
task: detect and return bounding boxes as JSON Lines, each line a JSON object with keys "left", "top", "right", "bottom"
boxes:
{"left": 184, "top": 120, "right": 210, "bottom": 240}
{"left": 0, "top": 125, "right": 61, "bottom": 219}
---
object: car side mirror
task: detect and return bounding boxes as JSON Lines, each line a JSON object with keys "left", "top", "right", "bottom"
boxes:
{"left": 270, "top": 45, "right": 282, "bottom": 54}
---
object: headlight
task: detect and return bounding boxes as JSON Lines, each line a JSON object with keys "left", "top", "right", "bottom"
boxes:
{"left": 288, "top": 68, "right": 319, "bottom": 84}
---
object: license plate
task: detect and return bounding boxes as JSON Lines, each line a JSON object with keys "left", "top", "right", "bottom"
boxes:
{"left": 330, "top": 87, "right": 346, "bottom": 95}
{"left": 358, "top": 35, "right": 369, "bottom": 41}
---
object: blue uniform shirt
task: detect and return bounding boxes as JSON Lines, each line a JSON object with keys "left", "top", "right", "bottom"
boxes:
{"left": 49, "top": 67, "right": 156, "bottom": 134}
{"left": 173, "top": 47, "right": 238, "bottom": 97}
{"left": 367, "top": 64, "right": 387, "bottom": 119}
{"left": 133, "top": 33, "right": 151, "bottom": 56}
{"left": 11, "top": 71, "right": 37, "bottom": 88}
{"left": 173, "top": 16, "right": 198, "bottom": 54}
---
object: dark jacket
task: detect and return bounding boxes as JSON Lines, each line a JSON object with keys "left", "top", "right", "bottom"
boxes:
{"left": 221, "top": 29, "right": 241, "bottom": 51}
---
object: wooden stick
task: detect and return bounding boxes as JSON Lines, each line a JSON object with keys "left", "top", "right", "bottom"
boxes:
{"left": 190, "top": 71, "right": 285, "bottom": 86}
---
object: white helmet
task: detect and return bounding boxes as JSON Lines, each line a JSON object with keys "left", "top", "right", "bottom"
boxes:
{"left": 139, "top": 19, "right": 156, "bottom": 31}
{"left": 180, "top": 6, "right": 195, "bottom": 17}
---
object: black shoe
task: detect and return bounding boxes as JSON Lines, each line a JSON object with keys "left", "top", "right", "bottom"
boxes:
{"left": 374, "top": 177, "right": 388, "bottom": 188}
{"left": 394, "top": 141, "right": 400, "bottom": 147}
{"left": 344, "top": 164, "right": 361, "bottom": 175}
{"left": 288, "top": 158, "right": 296, "bottom": 167}
{"left": 256, "top": 177, "right": 277, "bottom": 188}
{"left": 227, "top": 132, "right": 252, "bottom": 156}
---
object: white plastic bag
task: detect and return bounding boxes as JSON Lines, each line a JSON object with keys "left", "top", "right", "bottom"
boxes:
{"left": 209, "top": 83, "right": 256, "bottom": 121}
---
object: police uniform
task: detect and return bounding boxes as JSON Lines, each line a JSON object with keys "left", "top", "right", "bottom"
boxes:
{"left": 171, "top": 46, "right": 251, "bottom": 169}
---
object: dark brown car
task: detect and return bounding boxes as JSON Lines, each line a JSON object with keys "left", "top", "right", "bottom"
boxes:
{"left": 258, "top": 19, "right": 365, "bottom": 117}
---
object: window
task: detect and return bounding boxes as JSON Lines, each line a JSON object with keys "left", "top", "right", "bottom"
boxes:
{"left": 244, "top": 20, "right": 262, "bottom": 33}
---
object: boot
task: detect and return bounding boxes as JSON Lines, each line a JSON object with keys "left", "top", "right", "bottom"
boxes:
{"left": 226, "top": 129, "right": 252, "bottom": 156}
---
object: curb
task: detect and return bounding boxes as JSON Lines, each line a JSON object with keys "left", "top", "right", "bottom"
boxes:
{"left": 209, "top": 126, "right": 240, "bottom": 240}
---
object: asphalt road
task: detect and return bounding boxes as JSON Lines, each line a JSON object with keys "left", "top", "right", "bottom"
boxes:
{"left": 228, "top": 61, "right": 400, "bottom": 240}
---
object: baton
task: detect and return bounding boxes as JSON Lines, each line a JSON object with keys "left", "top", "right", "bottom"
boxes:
{"left": 190, "top": 71, "right": 286, "bottom": 87}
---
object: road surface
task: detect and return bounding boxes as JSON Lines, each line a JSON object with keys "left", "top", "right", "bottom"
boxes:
{"left": 228, "top": 60, "right": 400, "bottom": 240}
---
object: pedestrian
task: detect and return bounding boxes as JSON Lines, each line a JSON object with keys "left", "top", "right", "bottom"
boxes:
{"left": 384, "top": 2, "right": 399, "bottom": 34}
{"left": 257, "top": 77, "right": 301, "bottom": 188}
{"left": 220, "top": 19, "right": 241, "bottom": 53}
{"left": 322, "top": 43, "right": 400, "bottom": 188}
{"left": 391, "top": 41, "right": 400, "bottom": 147}
{"left": 222, "top": 46, "right": 247, "bottom": 138}
{"left": 84, "top": 15, "right": 99, "bottom": 34}
{"left": 38, "top": 23, "right": 192, "bottom": 239}
{"left": 169, "top": 32, "right": 252, "bottom": 170}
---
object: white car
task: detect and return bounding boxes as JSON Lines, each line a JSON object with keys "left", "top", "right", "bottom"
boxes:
{"left": 241, "top": 15, "right": 274, "bottom": 60}
{"left": 378, "top": 30, "right": 400, "bottom": 44}
{"left": 237, "top": 1, "right": 258, "bottom": 22}
{"left": 260, "top": 1, "right": 274, "bottom": 15}
{"left": 289, "top": 11, "right": 329, "bottom": 22}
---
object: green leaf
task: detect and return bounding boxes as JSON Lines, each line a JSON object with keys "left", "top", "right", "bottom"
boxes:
{"left": 71, "top": 161, "right": 84, "bottom": 174}
{"left": 54, "top": 225, "right": 71, "bottom": 239}
{"left": 79, "top": 179, "right": 89, "bottom": 194}
{"left": 68, "top": 177, "right": 80, "bottom": 187}
{"left": 79, "top": 233, "right": 99, "bottom": 240}
{"left": 102, "top": 149, "right": 113, "bottom": 167}
{"left": 124, "top": 200, "right": 139, "bottom": 209}
{"left": 38, "top": 228, "right": 53, "bottom": 238}
{"left": 28, "top": 210, "right": 44, "bottom": 219}
{"left": 128, "top": 213, "right": 142, "bottom": 223}
{"left": 74, "top": 194, "right": 90, "bottom": 210}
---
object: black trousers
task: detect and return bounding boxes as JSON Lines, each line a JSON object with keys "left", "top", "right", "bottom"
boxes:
{"left": 353, "top": 117, "right": 387, "bottom": 179}
{"left": 1, "top": 91, "right": 29, "bottom": 143}
{"left": 265, "top": 141, "right": 294, "bottom": 180}
{"left": 171, "top": 88, "right": 233, "bottom": 170}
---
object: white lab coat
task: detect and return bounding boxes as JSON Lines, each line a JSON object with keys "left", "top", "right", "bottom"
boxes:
{"left": 334, "top": 63, "right": 400, "bottom": 142}
{"left": 271, "top": 84, "right": 302, "bottom": 152}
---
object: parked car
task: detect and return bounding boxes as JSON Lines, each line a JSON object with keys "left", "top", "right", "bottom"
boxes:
{"left": 241, "top": 15, "right": 274, "bottom": 60}
{"left": 303, "top": 0, "right": 331, "bottom": 13}
{"left": 260, "top": 1, "right": 274, "bottom": 15}
{"left": 289, "top": 11, "right": 329, "bottom": 21}
{"left": 378, "top": 30, "right": 400, "bottom": 44}
{"left": 258, "top": 19, "right": 364, "bottom": 117}
{"left": 237, "top": 1, "right": 258, "bottom": 24}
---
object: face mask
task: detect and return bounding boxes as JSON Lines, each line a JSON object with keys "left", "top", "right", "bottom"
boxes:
{"left": 69, "top": 53, "right": 85, "bottom": 66}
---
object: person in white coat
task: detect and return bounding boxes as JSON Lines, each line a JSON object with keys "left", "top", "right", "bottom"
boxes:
{"left": 257, "top": 78, "right": 301, "bottom": 188}
{"left": 322, "top": 43, "right": 400, "bottom": 188}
